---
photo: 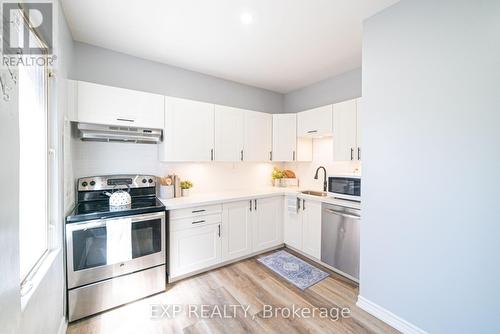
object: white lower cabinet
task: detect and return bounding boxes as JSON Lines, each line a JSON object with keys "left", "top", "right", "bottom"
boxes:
{"left": 283, "top": 196, "right": 302, "bottom": 250}
{"left": 252, "top": 196, "right": 283, "bottom": 252}
{"left": 300, "top": 199, "right": 322, "bottom": 259}
{"left": 222, "top": 200, "right": 253, "bottom": 261}
{"left": 170, "top": 224, "right": 222, "bottom": 278}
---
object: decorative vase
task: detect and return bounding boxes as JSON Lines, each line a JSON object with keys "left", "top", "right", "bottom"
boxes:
{"left": 159, "top": 185, "right": 174, "bottom": 199}
{"left": 181, "top": 189, "right": 190, "bottom": 197}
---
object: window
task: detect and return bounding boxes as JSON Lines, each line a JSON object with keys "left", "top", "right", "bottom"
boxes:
{"left": 18, "top": 18, "right": 51, "bottom": 286}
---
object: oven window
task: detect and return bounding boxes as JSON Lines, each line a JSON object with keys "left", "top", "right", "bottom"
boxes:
{"left": 132, "top": 219, "right": 161, "bottom": 258}
{"left": 72, "top": 227, "right": 107, "bottom": 271}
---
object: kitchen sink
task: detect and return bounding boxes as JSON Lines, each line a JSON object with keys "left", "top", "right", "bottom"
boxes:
{"left": 301, "top": 190, "right": 328, "bottom": 197}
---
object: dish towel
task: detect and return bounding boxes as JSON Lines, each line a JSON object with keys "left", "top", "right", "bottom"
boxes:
{"left": 106, "top": 218, "right": 132, "bottom": 265}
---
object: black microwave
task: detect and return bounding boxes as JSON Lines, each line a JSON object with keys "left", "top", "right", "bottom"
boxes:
{"left": 328, "top": 176, "right": 361, "bottom": 200}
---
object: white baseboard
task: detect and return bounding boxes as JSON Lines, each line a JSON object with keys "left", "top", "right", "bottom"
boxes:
{"left": 57, "top": 316, "right": 67, "bottom": 334}
{"left": 356, "top": 296, "right": 428, "bottom": 334}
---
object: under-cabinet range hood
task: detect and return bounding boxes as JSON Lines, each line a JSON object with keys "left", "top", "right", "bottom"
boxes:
{"left": 77, "top": 123, "right": 162, "bottom": 144}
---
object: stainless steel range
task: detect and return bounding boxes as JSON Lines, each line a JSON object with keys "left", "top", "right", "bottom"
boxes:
{"left": 65, "top": 175, "right": 166, "bottom": 322}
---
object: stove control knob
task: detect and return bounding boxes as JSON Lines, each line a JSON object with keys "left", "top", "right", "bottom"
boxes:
{"left": 81, "top": 181, "right": 88, "bottom": 187}
{"left": 148, "top": 178, "right": 153, "bottom": 183}
{"left": 89, "top": 181, "right": 96, "bottom": 186}
{"left": 142, "top": 178, "right": 147, "bottom": 183}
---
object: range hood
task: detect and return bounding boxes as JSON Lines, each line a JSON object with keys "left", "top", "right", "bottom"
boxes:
{"left": 77, "top": 123, "right": 162, "bottom": 144}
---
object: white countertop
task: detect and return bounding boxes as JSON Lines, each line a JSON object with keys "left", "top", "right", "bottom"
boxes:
{"left": 159, "top": 187, "right": 360, "bottom": 210}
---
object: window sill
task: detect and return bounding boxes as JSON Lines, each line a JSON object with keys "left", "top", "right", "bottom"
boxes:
{"left": 20, "top": 247, "right": 61, "bottom": 311}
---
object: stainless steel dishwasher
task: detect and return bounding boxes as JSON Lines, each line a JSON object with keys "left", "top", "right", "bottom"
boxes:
{"left": 321, "top": 203, "right": 360, "bottom": 281}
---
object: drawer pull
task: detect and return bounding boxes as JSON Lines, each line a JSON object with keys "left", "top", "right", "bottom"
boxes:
{"left": 192, "top": 220, "right": 205, "bottom": 224}
{"left": 192, "top": 209, "right": 206, "bottom": 213}
{"left": 116, "top": 118, "right": 134, "bottom": 122}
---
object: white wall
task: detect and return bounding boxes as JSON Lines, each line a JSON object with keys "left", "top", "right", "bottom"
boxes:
{"left": 360, "top": 0, "right": 500, "bottom": 333}
{"left": 283, "top": 68, "right": 361, "bottom": 113}
{"left": 72, "top": 139, "right": 278, "bottom": 193}
{"left": 72, "top": 42, "right": 283, "bottom": 114}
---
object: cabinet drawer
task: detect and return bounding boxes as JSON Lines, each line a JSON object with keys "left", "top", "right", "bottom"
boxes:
{"left": 170, "top": 213, "right": 222, "bottom": 232}
{"left": 169, "top": 204, "right": 222, "bottom": 220}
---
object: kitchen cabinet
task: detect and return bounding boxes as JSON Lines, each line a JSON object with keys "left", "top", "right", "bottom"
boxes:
{"left": 297, "top": 105, "right": 333, "bottom": 137}
{"left": 244, "top": 110, "right": 272, "bottom": 161}
{"left": 214, "top": 105, "right": 244, "bottom": 161}
{"left": 299, "top": 198, "right": 322, "bottom": 259}
{"left": 356, "top": 98, "right": 362, "bottom": 160}
{"left": 170, "top": 224, "right": 222, "bottom": 278}
{"left": 76, "top": 80, "right": 164, "bottom": 128}
{"left": 252, "top": 196, "right": 283, "bottom": 252}
{"left": 272, "top": 114, "right": 296, "bottom": 162}
{"left": 333, "top": 98, "right": 360, "bottom": 161}
{"left": 272, "top": 113, "right": 312, "bottom": 162}
{"left": 283, "top": 196, "right": 302, "bottom": 249}
{"left": 159, "top": 97, "right": 214, "bottom": 162}
{"left": 221, "top": 200, "right": 253, "bottom": 261}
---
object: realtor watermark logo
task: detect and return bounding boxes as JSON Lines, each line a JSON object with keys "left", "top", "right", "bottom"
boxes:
{"left": 2, "top": 2, "right": 52, "bottom": 54}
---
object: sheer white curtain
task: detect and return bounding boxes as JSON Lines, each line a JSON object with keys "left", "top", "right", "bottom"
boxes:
{"left": 18, "top": 29, "right": 49, "bottom": 282}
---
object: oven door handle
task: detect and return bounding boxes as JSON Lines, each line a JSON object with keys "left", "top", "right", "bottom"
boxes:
{"left": 67, "top": 212, "right": 165, "bottom": 232}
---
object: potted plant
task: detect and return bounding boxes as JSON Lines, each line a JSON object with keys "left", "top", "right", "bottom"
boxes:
{"left": 271, "top": 168, "right": 285, "bottom": 187}
{"left": 180, "top": 180, "right": 193, "bottom": 197}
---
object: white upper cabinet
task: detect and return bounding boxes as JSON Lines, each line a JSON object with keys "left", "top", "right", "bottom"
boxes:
{"left": 333, "top": 99, "right": 358, "bottom": 161}
{"left": 214, "top": 105, "right": 244, "bottom": 161}
{"left": 356, "top": 98, "right": 362, "bottom": 160}
{"left": 297, "top": 105, "right": 333, "bottom": 137}
{"left": 76, "top": 81, "right": 164, "bottom": 128}
{"left": 244, "top": 110, "right": 272, "bottom": 161}
{"left": 160, "top": 97, "right": 214, "bottom": 162}
{"left": 272, "top": 114, "right": 296, "bottom": 162}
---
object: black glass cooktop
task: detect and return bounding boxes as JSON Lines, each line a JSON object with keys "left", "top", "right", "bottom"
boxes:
{"left": 66, "top": 196, "right": 165, "bottom": 223}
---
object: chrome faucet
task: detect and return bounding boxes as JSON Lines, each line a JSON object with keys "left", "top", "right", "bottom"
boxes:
{"left": 314, "top": 166, "right": 327, "bottom": 192}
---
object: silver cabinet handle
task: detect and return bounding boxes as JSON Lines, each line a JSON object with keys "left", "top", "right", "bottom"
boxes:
{"left": 192, "top": 220, "right": 205, "bottom": 224}
{"left": 297, "top": 197, "right": 301, "bottom": 211}
{"left": 240, "top": 150, "right": 244, "bottom": 161}
{"left": 357, "top": 147, "right": 361, "bottom": 160}
{"left": 293, "top": 151, "right": 296, "bottom": 161}
{"left": 218, "top": 224, "right": 221, "bottom": 237}
{"left": 249, "top": 200, "right": 252, "bottom": 211}
{"left": 210, "top": 149, "right": 214, "bottom": 161}
{"left": 302, "top": 199, "right": 305, "bottom": 210}
{"left": 116, "top": 118, "right": 134, "bottom": 122}
{"left": 350, "top": 148, "right": 354, "bottom": 160}
{"left": 192, "top": 209, "right": 205, "bottom": 213}
{"left": 325, "top": 208, "right": 360, "bottom": 220}
{"left": 269, "top": 151, "right": 272, "bottom": 161}
{"left": 307, "top": 130, "right": 318, "bottom": 133}
{"left": 254, "top": 199, "right": 257, "bottom": 211}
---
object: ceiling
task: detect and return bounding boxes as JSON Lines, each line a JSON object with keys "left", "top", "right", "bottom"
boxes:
{"left": 61, "top": 0, "right": 398, "bottom": 93}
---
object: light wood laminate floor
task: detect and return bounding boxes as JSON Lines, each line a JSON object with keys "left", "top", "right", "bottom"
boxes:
{"left": 67, "top": 248, "right": 398, "bottom": 334}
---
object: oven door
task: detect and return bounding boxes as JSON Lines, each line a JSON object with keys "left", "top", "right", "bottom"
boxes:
{"left": 66, "top": 211, "right": 165, "bottom": 289}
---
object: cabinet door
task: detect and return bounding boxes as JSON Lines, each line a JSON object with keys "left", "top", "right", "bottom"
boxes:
{"left": 244, "top": 111, "right": 272, "bottom": 161}
{"left": 297, "top": 105, "right": 333, "bottom": 137}
{"left": 77, "top": 81, "right": 164, "bottom": 128}
{"left": 356, "top": 98, "right": 362, "bottom": 161}
{"left": 301, "top": 199, "right": 322, "bottom": 259}
{"left": 333, "top": 99, "right": 357, "bottom": 161}
{"left": 222, "top": 200, "right": 253, "bottom": 261}
{"left": 272, "top": 114, "right": 297, "bottom": 162}
{"left": 214, "top": 105, "right": 244, "bottom": 161}
{"left": 252, "top": 196, "right": 283, "bottom": 252}
{"left": 160, "top": 97, "right": 214, "bottom": 162}
{"left": 170, "top": 224, "right": 221, "bottom": 278}
{"left": 283, "top": 197, "right": 302, "bottom": 249}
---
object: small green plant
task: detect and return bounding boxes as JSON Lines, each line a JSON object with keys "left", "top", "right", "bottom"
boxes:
{"left": 272, "top": 168, "right": 285, "bottom": 180}
{"left": 180, "top": 180, "right": 193, "bottom": 190}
